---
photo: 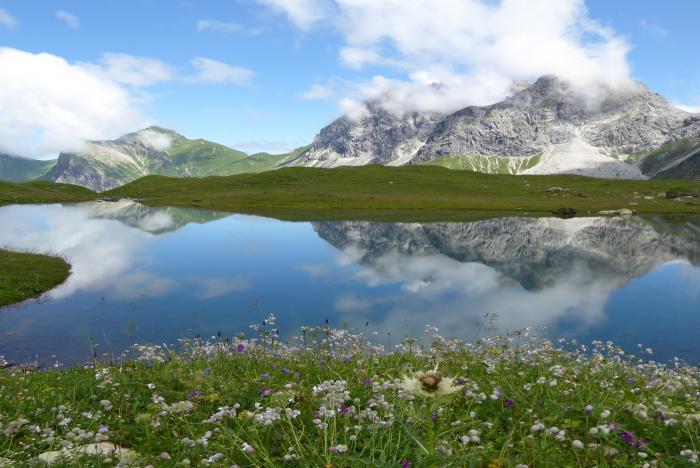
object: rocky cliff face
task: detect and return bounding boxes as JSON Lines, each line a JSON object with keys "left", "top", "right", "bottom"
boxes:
{"left": 313, "top": 216, "right": 700, "bottom": 290}
{"left": 301, "top": 76, "right": 700, "bottom": 179}
{"left": 301, "top": 101, "right": 445, "bottom": 167}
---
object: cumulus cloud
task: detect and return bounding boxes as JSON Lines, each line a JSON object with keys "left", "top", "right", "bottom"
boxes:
{"left": 187, "top": 57, "right": 254, "bottom": 86}
{"left": 299, "top": 83, "right": 334, "bottom": 100}
{"left": 56, "top": 10, "right": 80, "bottom": 29}
{"left": 196, "top": 19, "right": 263, "bottom": 35}
{"left": 0, "top": 47, "right": 151, "bottom": 156}
{"left": 257, "top": 0, "right": 330, "bottom": 30}
{"left": 0, "top": 8, "right": 17, "bottom": 29}
{"left": 259, "top": 0, "right": 633, "bottom": 115}
{"left": 96, "top": 53, "right": 175, "bottom": 87}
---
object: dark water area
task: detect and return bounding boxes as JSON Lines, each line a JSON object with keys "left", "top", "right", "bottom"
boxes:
{"left": 1, "top": 201, "right": 699, "bottom": 366}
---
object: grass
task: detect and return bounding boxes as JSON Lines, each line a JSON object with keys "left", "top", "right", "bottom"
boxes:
{"left": 1, "top": 317, "right": 698, "bottom": 466}
{"left": 0, "top": 180, "right": 95, "bottom": 206}
{"left": 106, "top": 165, "right": 700, "bottom": 221}
{"left": 3, "top": 166, "right": 700, "bottom": 221}
{"left": 0, "top": 249, "right": 71, "bottom": 307}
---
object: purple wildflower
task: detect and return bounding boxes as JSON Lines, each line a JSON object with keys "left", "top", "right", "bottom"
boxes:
{"left": 431, "top": 412, "right": 437, "bottom": 422}
{"left": 282, "top": 368, "right": 290, "bottom": 374}
{"left": 362, "top": 379, "right": 373, "bottom": 386}
{"left": 236, "top": 343, "right": 246, "bottom": 352}
{"left": 260, "top": 387, "right": 271, "bottom": 396}
{"left": 654, "top": 411, "right": 667, "bottom": 421}
{"left": 401, "top": 460, "right": 412, "bottom": 468}
{"left": 339, "top": 404, "right": 351, "bottom": 414}
{"left": 98, "top": 425, "right": 109, "bottom": 433}
{"left": 262, "top": 373, "right": 269, "bottom": 379}
{"left": 187, "top": 391, "right": 204, "bottom": 400}
{"left": 620, "top": 431, "right": 636, "bottom": 445}
{"left": 504, "top": 399, "right": 515, "bottom": 409}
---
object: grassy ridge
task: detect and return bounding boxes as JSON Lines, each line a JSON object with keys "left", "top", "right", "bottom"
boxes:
{"left": 0, "top": 249, "right": 70, "bottom": 307}
{"left": 2, "top": 166, "right": 700, "bottom": 221}
{"left": 0, "top": 180, "right": 95, "bottom": 206}
{"left": 106, "top": 165, "right": 700, "bottom": 221}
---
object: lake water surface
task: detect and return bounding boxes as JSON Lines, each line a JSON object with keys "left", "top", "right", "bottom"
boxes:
{"left": 1, "top": 201, "right": 699, "bottom": 365}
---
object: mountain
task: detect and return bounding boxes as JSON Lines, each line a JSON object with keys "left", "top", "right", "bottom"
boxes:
{"left": 294, "top": 101, "right": 444, "bottom": 167}
{"left": 0, "top": 154, "right": 56, "bottom": 183}
{"left": 313, "top": 216, "right": 700, "bottom": 291}
{"left": 299, "top": 76, "right": 700, "bottom": 179}
{"left": 43, "top": 127, "right": 302, "bottom": 191}
{"left": 85, "top": 199, "right": 229, "bottom": 234}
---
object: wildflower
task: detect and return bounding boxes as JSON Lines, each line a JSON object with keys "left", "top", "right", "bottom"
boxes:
{"left": 241, "top": 442, "right": 255, "bottom": 454}
{"left": 399, "top": 369, "right": 463, "bottom": 398}
{"left": 262, "top": 373, "right": 270, "bottom": 379}
{"left": 572, "top": 440, "right": 584, "bottom": 449}
{"left": 584, "top": 404, "right": 593, "bottom": 414}
{"left": 236, "top": 344, "right": 246, "bottom": 352}
{"left": 187, "top": 391, "right": 204, "bottom": 400}
{"left": 99, "top": 400, "right": 113, "bottom": 411}
{"left": 260, "top": 387, "right": 271, "bottom": 396}
{"left": 504, "top": 399, "right": 515, "bottom": 409}
{"left": 362, "top": 379, "right": 373, "bottom": 386}
{"left": 600, "top": 409, "right": 611, "bottom": 419}
{"left": 401, "top": 460, "right": 412, "bottom": 468}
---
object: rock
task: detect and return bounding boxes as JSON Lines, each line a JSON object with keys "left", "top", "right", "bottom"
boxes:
{"left": 598, "top": 208, "right": 635, "bottom": 216}
{"left": 552, "top": 207, "right": 576, "bottom": 218}
{"left": 546, "top": 187, "right": 566, "bottom": 193}
{"left": 37, "top": 442, "right": 138, "bottom": 465}
{"left": 666, "top": 189, "right": 697, "bottom": 199}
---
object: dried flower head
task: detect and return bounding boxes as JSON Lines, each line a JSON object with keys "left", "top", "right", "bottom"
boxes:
{"left": 400, "top": 368, "right": 463, "bottom": 398}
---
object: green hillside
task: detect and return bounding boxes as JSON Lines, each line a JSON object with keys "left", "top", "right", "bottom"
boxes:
{"left": 105, "top": 165, "right": 700, "bottom": 220}
{"left": 0, "top": 180, "right": 95, "bottom": 206}
{"left": 0, "top": 154, "right": 56, "bottom": 183}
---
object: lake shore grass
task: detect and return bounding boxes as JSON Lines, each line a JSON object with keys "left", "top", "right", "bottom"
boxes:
{"left": 0, "top": 249, "right": 70, "bottom": 308}
{"left": 1, "top": 317, "right": 698, "bottom": 467}
{"left": 105, "top": 165, "right": 700, "bottom": 221}
{"left": 3, "top": 166, "right": 700, "bottom": 221}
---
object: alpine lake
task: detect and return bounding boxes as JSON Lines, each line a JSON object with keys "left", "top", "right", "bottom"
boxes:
{"left": 1, "top": 200, "right": 699, "bottom": 366}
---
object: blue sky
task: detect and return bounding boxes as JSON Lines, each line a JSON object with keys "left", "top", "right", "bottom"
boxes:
{"left": 0, "top": 0, "right": 698, "bottom": 157}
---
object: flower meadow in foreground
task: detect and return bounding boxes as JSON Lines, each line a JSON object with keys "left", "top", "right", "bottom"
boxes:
{"left": 0, "top": 315, "right": 699, "bottom": 466}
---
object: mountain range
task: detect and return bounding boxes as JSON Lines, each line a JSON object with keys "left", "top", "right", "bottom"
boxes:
{"left": 1, "top": 75, "right": 700, "bottom": 191}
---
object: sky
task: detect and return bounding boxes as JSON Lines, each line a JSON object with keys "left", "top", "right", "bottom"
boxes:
{"left": 0, "top": 0, "right": 699, "bottom": 158}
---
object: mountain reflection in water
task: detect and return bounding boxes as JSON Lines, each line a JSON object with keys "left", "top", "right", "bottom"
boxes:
{"left": 0, "top": 201, "right": 699, "bottom": 365}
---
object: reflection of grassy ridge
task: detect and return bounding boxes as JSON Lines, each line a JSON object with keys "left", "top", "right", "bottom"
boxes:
{"left": 0, "top": 322, "right": 698, "bottom": 465}
{"left": 0, "top": 249, "right": 70, "bottom": 307}
{"left": 106, "top": 165, "right": 700, "bottom": 220}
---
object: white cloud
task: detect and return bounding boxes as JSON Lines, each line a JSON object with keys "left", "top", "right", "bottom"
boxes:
{"left": 677, "top": 103, "right": 700, "bottom": 114}
{"left": 196, "top": 19, "right": 263, "bottom": 35}
{"left": 339, "top": 98, "right": 369, "bottom": 120}
{"left": 0, "top": 47, "right": 151, "bottom": 156}
{"left": 299, "top": 83, "right": 334, "bottom": 100}
{"left": 259, "top": 0, "right": 633, "bottom": 115}
{"left": 97, "top": 53, "right": 175, "bottom": 87}
{"left": 187, "top": 57, "right": 254, "bottom": 86}
{"left": 190, "top": 276, "right": 252, "bottom": 299}
{"left": 0, "top": 8, "right": 17, "bottom": 29}
{"left": 640, "top": 20, "right": 667, "bottom": 40}
{"left": 257, "top": 0, "right": 330, "bottom": 30}
{"left": 56, "top": 10, "right": 80, "bottom": 29}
